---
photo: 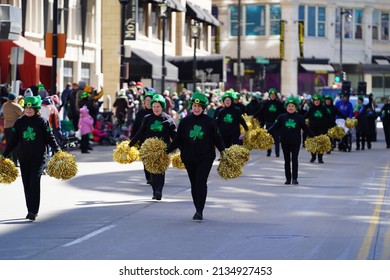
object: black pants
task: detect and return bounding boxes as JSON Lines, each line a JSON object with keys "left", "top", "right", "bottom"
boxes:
{"left": 281, "top": 143, "right": 300, "bottom": 181}
{"left": 356, "top": 129, "right": 369, "bottom": 149}
{"left": 150, "top": 172, "right": 165, "bottom": 196}
{"left": 80, "top": 134, "right": 89, "bottom": 152}
{"left": 222, "top": 131, "right": 240, "bottom": 148}
{"left": 384, "top": 120, "right": 390, "bottom": 147}
{"left": 4, "top": 127, "right": 17, "bottom": 164}
{"left": 184, "top": 157, "right": 214, "bottom": 215}
{"left": 144, "top": 166, "right": 151, "bottom": 183}
{"left": 19, "top": 157, "right": 46, "bottom": 215}
{"left": 266, "top": 122, "right": 280, "bottom": 156}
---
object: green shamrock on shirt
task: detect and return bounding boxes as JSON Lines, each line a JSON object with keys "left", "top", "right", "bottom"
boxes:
{"left": 314, "top": 110, "right": 323, "bottom": 118}
{"left": 189, "top": 125, "right": 204, "bottom": 140}
{"left": 23, "top": 126, "right": 36, "bottom": 141}
{"left": 285, "top": 119, "right": 296, "bottom": 128}
{"left": 224, "top": 114, "right": 233, "bottom": 123}
{"left": 269, "top": 104, "right": 277, "bottom": 112}
{"left": 150, "top": 120, "right": 163, "bottom": 132}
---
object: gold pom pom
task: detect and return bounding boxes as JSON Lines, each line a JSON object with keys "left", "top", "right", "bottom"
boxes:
{"left": 113, "top": 140, "right": 139, "bottom": 164}
{"left": 171, "top": 153, "right": 185, "bottom": 170}
{"left": 327, "top": 126, "right": 345, "bottom": 140}
{"left": 46, "top": 151, "right": 78, "bottom": 180}
{"left": 139, "top": 138, "right": 170, "bottom": 174}
{"left": 305, "top": 135, "right": 332, "bottom": 154}
{"left": 0, "top": 158, "right": 19, "bottom": 184}
{"left": 217, "top": 145, "right": 250, "bottom": 180}
{"left": 345, "top": 118, "right": 358, "bottom": 129}
{"left": 243, "top": 127, "right": 274, "bottom": 150}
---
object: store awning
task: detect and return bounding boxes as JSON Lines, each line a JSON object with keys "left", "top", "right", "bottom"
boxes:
{"left": 130, "top": 48, "right": 178, "bottom": 81}
{"left": 12, "top": 36, "right": 52, "bottom": 66}
{"left": 301, "top": 63, "right": 334, "bottom": 73}
{"left": 148, "top": 0, "right": 186, "bottom": 12}
{"left": 168, "top": 54, "right": 226, "bottom": 82}
{"left": 186, "top": 2, "right": 220, "bottom": 26}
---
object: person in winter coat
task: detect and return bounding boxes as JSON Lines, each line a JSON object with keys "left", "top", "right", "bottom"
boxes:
{"left": 78, "top": 106, "right": 94, "bottom": 153}
{"left": 268, "top": 96, "right": 314, "bottom": 185}
{"left": 216, "top": 91, "right": 248, "bottom": 148}
{"left": 324, "top": 95, "right": 346, "bottom": 152}
{"left": 380, "top": 97, "right": 390, "bottom": 148}
{"left": 305, "top": 94, "right": 331, "bottom": 163}
{"left": 254, "top": 88, "right": 284, "bottom": 157}
{"left": 167, "top": 92, "right": 225, "bottom": 220}
{"left": 2, "top": 96, "right": 61, "bottom": 221}
{"left": 354, "top": 95, "right": 375, "bottom": 150}
{"left": 129, "top": 94, "right": 177, "bottom": 200}
{"left": 113, "top": 89, "right": 129, "bottom": 122}
{"left": 2, "top": 92, "right": 24, "bottom": 165}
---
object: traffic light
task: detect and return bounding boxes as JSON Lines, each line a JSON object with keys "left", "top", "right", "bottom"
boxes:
{"left": 334, "top": 72, "right": 342, "bottom": 83}
{"left": 334, "top": 71, "right": 346, "bottom": 83}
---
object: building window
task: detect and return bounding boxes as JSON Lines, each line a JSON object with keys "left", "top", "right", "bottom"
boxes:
{"left": 202, "top": 24, "right": 208, "bottom": 51}
{"left": 151, "top": 3, "right": 158, "bottom": 39}
{"left": 270, "top": 5, "right": 281, "bottom": 35}
{"left": 81, "top": 63, "right": 90, "bottom": 85}
{"left": 381, "top": 12, "right": 389, "bottom": 40}
{"left": 138, "top": 1, "right": 146, "bottom": 36}
{"left": 246, "top": 5, "right": 265, "bottom": 36}
{"left": 372, "top": 11, "right": 380, "bottom": 40}
{"left": 230, "top": 4, "right": 280, "bottom": 37}
{"left": 299, "top": 5, "right": 326, "bottom": 38}
{"left": 63, "top": 61, "right": 73, "bottom": 86}
{"left": 185, "top": 17, "right": 191, "bottom": 46}
{"left": 336, "top": 8, "right": 364, "bottom": 40}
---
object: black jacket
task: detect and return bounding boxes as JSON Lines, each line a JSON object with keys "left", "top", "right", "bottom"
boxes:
{"left": 167, "top": 113, "right": 225, "bottom": 164}
{"left": 3, "top": 115, "right": 60, "bottom": 161}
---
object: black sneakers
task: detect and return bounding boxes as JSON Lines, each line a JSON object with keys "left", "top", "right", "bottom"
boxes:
{"left": 192, "top": 212, "right": 203, "bottom": 220}
{"left": 26, "top": 212, "right": 37, "bottom": 221}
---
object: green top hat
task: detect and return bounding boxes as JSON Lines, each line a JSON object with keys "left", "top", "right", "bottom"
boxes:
{"left": 312, "top": 93, "right": 323, "bottom": 101}
{"left": 284, "top": 96, "right": 301, "bottom": 109}
{"left": 24, "top": 96, "right": 41, "bottom": 109}
{"left": 268, "top": 88, "right": 277, "bottom": 94}
{"left": 190, "top": 92, "right": 208, "bottom": 107}
{"left": 150, "top": 94, "right": 166, "bottom": 109}
{"left": 144, "top": 91, "right": 155, "bottom": 99}
{"left": 221, "top": 91, "right": 236, "bottom": 102}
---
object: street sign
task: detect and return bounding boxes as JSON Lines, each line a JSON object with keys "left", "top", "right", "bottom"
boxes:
{"left": 10, "top": 46, "right": 24, "bottom": 65}
{"left": 256, "top": 56, "right": 269, "bottom": 64}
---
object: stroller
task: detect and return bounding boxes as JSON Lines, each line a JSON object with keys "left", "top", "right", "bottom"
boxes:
{"left": 336, "top": 119, "right": 352, "bottom": 152}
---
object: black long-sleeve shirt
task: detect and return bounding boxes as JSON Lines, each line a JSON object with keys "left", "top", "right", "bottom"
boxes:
{"left": 304, "top": 104, "right": 331, "bottom": 135}
{"left": 3, "top": 115, "right": 60, "bottom": 160}
{"left": 129, "top": 112, "right": 176, "bottom": 147}
{"left": 216, "top": 106, "right": 248, "bottom": 136}
{"left": 167, "top": 113, "right": 225, "bottom": 164}
{"left": 268, "top": 112, "right": 313, "bottom": 146}
{"left": 254, "top": 99, "right": 284, "bottom": 126}
{"left": 130, "top": 108, "right": 152, "bottom": 139}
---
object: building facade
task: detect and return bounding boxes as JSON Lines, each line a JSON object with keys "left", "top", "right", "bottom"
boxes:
{"left": 212, "top": 0, "right": 390, "bottom": 99}
{"left": 0, "top": 0, "right": 103, "bottom": 96}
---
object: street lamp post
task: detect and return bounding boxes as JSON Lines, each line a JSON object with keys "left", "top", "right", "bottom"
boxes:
{"left": 160, "top": 0, "right": 168, "bottom": 93}
{"left": 119, "top": 0, "right": 130, "bottom": 89}
{"left": 191, "top": 21, "right": 200, "bottom": 92}
{"left": 339, "top": 8, "right": 352, "bottom": 73}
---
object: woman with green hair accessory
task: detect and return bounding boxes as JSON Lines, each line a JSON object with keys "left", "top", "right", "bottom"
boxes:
{"left": 129, "top": 94, "right": 177, "bottom": 200}
{"left": 268, "top": 96, "right": 314, "bottom": 185}
{"left": 167, "top": 92, "right": 225, "bottom": 220}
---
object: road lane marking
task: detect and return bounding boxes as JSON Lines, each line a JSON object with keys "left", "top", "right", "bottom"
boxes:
{"left": 356, "top": 163, "right": 389, "bottom": 260}
{"left": 62, "top": 225, "right": 116, "bottom": 247}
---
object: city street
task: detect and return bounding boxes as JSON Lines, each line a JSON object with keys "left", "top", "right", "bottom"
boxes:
{"left": 1, "top": 128, "right": 390, "bottom": 261}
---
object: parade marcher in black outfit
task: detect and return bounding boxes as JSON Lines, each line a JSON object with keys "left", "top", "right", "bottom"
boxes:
{"left": 129, "top": 94, "right": 176, "bottom": 200}
{"left": 380, "top": 97, "right": 390, "bottom": 148}
{"left": 130, "top": 91, "right": 154, "bottom": 184}
{"left": 268, "top": 96, "right": 314, "bottom": 185}
{"left": 254, "top": 88, "right": 284, "bottom": 157}
{"left": 305, "top": 94, "right": 331, "bottom": 163}
{"left": 167, "top": 92, "right": 225, "bottom": 220}
{"left": 216, "top": 91, "right": 248, "bottom": 148}
{"left": 324, "top": 95, "right": 345, "bottom": 152}
{"left": 2, "top": 96, "right": 61, "bottom": 221}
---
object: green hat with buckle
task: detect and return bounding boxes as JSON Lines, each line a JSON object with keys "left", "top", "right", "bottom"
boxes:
{"left": 149, "top": 94, "right": 166, "bottom": 109}
{"left": 284, "top": 96, "right": 301, "bottom": 108}
{"left": 222, "top": 91, "right": 236, "bottom": 102}
{"left": 190, "top": 92, "right": 208, "bottom": 107}
{"left": 24, "top": 95, "right": 41, "bottom": 109}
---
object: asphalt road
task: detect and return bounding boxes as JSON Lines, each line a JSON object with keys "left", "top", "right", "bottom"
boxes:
{"left": 1, "top": 127, "right": 390, "bottom": 261}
